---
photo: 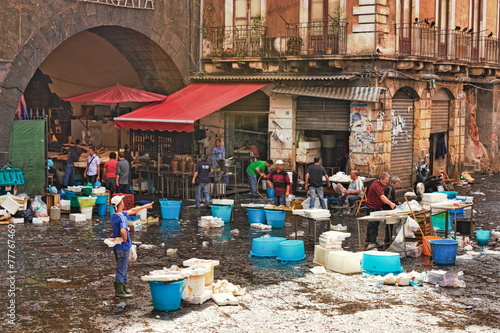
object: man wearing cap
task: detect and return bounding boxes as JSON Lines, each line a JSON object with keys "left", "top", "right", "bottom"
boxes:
{"left": 266, "top": 160, "right": 291, "bottom": 206}
{"left": 109, "top": 196, "right": 153, "bottom": 298}
{"left": 246, "top": 159, "right": 273, "bottom": 198}
{"left": 192, "top": 155, "right": 211, "bottom": 207}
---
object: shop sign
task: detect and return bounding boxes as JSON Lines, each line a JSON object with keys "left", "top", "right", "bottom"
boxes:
{"left": 76, "top": 0, "right": 154, "bottom": 10}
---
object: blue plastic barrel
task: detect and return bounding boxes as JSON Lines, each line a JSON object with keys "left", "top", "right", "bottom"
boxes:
{"left": 265, "top": 210, "right": 286, "bottom": 228}
{"left": 160, "top": 199, "right": 182, "bottom": 220}
{"left": 266, "top": 188, "right": 275, "bottom": 198}
{"left": 247, "top": 208, "right": 266, "bottom": 224}
{"left": 429, "top": 239, "right": 459, "bottom": 265}
{"left": 95, "top": 194, "right": 108, "bottom": 205}
{"left": 96, "top": 203, "right": 107, "bottom": 216}
{"left": 148, "top": 280, "right": 185, "bottom": 311}
{"left": 277, "top": 240, "right": 306, "bottom": 262}
{"left": 211, "top": 205, "right": 233, "bottom": 223}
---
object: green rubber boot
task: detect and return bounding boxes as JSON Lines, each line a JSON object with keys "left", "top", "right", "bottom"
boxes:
{"left": 123, "top": 283, "right": 133, "bottom": 295}
{"left": 114, "top": 282, "right": 132, "bottom": 298}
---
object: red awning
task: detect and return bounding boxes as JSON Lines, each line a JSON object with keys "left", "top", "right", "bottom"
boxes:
{"left": 61, "top": 84, "right": 166, "bottom": 103}
{"left": 114, "top": 83, "right": 268, "bottom": 132}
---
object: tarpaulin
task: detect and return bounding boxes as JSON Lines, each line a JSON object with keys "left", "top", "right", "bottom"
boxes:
{"left": 9, "top": 120, "right": 46, "bottom": 195}
{"left": 114, "top": 83, "right": 268, "bottom": 132}
{"left": 61, "top": 84, "right": 166, "bottom": 103}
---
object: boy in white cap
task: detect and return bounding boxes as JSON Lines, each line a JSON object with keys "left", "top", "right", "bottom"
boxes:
{"left": 266, "top": 160, "right": 291, "bottom": 206}
{"left": 109, "top": 196, "right": 153, "bottom": 298}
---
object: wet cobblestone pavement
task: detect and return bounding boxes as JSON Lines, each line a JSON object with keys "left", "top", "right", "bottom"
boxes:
{"left": 1, "top": 175, "right": 499, "bottom": 332}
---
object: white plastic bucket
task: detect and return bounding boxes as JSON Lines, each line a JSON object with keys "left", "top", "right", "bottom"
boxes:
{"left": 138, "top": 208, "right": 147, "bottom": 221}
{"left": 80, "top": 206, "right": 93, "bottom": 220}
{"left": 187, "top": 274, "right": 206, "bottom": 296}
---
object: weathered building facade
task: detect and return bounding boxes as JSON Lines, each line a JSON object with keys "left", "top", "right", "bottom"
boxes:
{"left": 197, "top": 0, "right": 500, "bottom": 185}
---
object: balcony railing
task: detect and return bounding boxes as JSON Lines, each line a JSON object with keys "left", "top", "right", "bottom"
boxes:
{"left": 209, "top": 25, "right": 269, "bottom": 57}
{"left": 396, "top": 23, "right": 500, "bottom": 64}
{"left": 285, "top": 20, "right": 348, "bottom": 56}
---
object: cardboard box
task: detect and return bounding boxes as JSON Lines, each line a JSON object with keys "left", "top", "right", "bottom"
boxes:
{"left": 299, "top": 141, "right": 321, "bottom": 149}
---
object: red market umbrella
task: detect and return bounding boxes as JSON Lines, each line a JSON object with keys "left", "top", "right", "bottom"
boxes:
{"left": 61, "top": 84, "right": 166, "bottom": 103}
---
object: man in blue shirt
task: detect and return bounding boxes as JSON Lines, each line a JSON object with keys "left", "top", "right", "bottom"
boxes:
{"left": 192, "top": 155, "right": 211, "bottom": 207}
{"left": 110, "top": 195, "right": 152, "bottom": 298}
{"left": 211, "top": 139, "right": 230, "bottom": 189}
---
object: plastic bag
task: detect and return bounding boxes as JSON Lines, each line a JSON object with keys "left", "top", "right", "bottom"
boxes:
{"left": 394, "top": 216, "right": 419, "bottom": 243}
{"left": 31, "top": 195, "right": 48, "bottom": 217}
{"left": 14, "top": 209, "right": 34, "bottom": 223}
{"left": 129, "top": 245, "right": 137, "bottom": 262}
{"left": 182, "top": 284, "right": 194, "bottom": 302}
{"left": 94, "top": 179, "right": 101, "bottom": 188}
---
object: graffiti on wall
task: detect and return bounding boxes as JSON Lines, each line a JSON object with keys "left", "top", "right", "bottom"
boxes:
{"left": 391, "top": 108, "right": 410, "bottom": 145}
{"left": 350, "top": 104, "right": 374, "bottom": 153}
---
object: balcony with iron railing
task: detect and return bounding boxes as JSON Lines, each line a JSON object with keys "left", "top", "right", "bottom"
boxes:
{"left": 395, "top": 23, "right": 500, "bottom": 65}
{"left": 206, "top": 20, "right": 348, "bottom": 58}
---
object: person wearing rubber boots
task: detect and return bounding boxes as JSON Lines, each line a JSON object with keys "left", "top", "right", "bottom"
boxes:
{"left": 110, "top": 196, "right": 153, "bottom": 298}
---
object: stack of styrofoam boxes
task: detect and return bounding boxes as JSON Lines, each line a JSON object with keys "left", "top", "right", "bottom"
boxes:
{"left": 92, "top": 187, "right": 106, "bottom": 195}
{"left": 296, "top": 141, "right": 321, "bottom": 164}
{"left": 304, "top": 209, "right": 331, "bottom": 219}
{"left": 198, "top": 216, "right": 224, "bottom": 228}
{"left": 313, "top": 231, "right": 350, "bottom": 266}
{"left": 421, "top": 192, "right": 447, "bottom": 209}
{"left": 212, "top": 199, "right": 234, "bottom": 205}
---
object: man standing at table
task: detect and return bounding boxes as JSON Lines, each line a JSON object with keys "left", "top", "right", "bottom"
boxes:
{"left": 365, "top": 172, "right": 396, "bottom": 250}
{"left": 211, "top": 139, "right": 230, "bottom": 190}
{"left": 84, "top": 147, "right": 100, "bottom": 186}
{"left": 63, "top": 139, "right": 87, "bottom": 187}
{"left": 246, "top": 159, "right": 273, "bottom": 198}
{"left": 266, "top": 160, "right": 291, "bottom": 206}
{"left": 192, "top": 154, "right": 211, "bottom": 207}
{"left": 305, "top": 157, "right": 331, "bottom": 209}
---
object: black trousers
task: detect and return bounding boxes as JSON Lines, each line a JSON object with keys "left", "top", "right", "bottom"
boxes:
{"left": 365, "top": 207, "right": 395, "bottom": 244}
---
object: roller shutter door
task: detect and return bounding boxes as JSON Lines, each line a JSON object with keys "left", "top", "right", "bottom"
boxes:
{"left": 390, "top": 98, "right": 414, "bottom": 188}
{"left": 296, "top": 97, "right": 350, "bottom": 131}
{"left": 431, "top": 100, "right": 449, "bottom": 134}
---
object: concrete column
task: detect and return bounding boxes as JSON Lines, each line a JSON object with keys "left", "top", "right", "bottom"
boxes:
{"left": 268, "top": 93, "right": 295, "bottom": 170}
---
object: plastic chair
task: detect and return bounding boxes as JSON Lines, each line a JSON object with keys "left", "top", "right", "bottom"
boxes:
{"left": 354, "top": 188, "right": 368, "bottom": 217}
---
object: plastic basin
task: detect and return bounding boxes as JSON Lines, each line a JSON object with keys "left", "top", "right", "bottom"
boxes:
{"left": 211, "top": 205, "right": 233, "bottom": 223}
{"left": 247, "top": 208, "right": 266, "bottom": 224}
{"left": 429, "top": 239, "right": 459, "bottom": 265}
{"left": 277, "top": 240, "right": 306, "bottom": 262}
{"left": 248, "top": 237, "right": 287, "bottom": 257}
{"left": 148, "top": 280, "right": 185, "bottom": 311}
{"left": 160, "top": 199, "right": 182, "bottom": 220}
{"left": 96, "top": 204, "right": 107, "bottom": 216}
{"left": 475, "top": 230, "right": 490, "bottom": 245}
{"left": 361, "top": 252, "right": 403, "bottom": 275}
{"left": 265, "top": 210, "right": 286, "bottom": 228}
{"left": 266, "top": 188, "right": 275, "bottom": 198}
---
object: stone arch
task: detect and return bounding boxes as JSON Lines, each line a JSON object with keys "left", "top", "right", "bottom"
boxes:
{"left": 0, "top": 3, "right": 193, "bottom": 162}
{"left": 431, "top": 87, "right": 455, "bottom": 100}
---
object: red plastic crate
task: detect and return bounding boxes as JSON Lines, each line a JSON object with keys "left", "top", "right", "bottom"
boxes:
{"left": 113, "top": 193, "right": 134, "bottom": 210}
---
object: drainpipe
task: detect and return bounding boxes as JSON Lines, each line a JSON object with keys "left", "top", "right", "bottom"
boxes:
{"left": 198, "top": 0, "right": 204, "bottom": 73}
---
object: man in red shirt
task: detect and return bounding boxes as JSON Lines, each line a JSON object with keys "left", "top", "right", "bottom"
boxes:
{"left": 365, "top": 172, "right": 396, "bottom": 249}
{"left": 266, "top": 160, "right": 291, "bottom": 206}
{"left": 103, "top": 152, "right": 118, "bottom": 194}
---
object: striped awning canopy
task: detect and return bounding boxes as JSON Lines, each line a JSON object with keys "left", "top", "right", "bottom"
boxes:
{"left": 271, "top": 86, "right": 383, "bottom": 103}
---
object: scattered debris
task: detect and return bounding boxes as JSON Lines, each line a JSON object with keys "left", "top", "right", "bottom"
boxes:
{"left": 46, "top": 278, "right": 71, "bottom": 283}
{"left": 471, "top": 191, "right": 485, "bottom": 196}
{"left": 213, "top": 279, "right": 246, "bottom": 296}
{"left": 230, "top": 229, "right": 239, "bottom": 236}
{"left": 212, "top": 292, "right": 239, "bottom": 306}
{"left": 310, "top": 266, "right": 327, "bottom": 275}
{"left": 202, "top": 241, "right": 209, "bottom": 247}
{"left": 139, "top": 244, "right": 156, "bottom": 250}
{"left": 250, "top": 223, "right": 271, "bottom": 230}
{"left": 427, "top": 270, "right": 466, "bottom": 288}
{"left": 166, "top": 248, "right": 177, "bottom": 256}
{"left": 289, "top": 230, "right": 305, "bottom": 237}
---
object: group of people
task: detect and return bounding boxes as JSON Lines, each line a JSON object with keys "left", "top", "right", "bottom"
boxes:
{"left": 62, "top": 137, "right": 134, "bottom": 194}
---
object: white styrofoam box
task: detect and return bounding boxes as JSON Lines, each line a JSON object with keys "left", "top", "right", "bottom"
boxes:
{"left": 0, "top": 209, "right": 6, "bottom": 215}
{"left": 12, "top": 218, "right": 24, "bottom": 224}
{"left": 69, "top": 213, "right": 86, "bottom": 222}
{"left": 319, "top": 231, "right": 352, "bottom": 242}
{"left": 212, "top": 199, "right": 234, "bottom": 205}
{"left": 303, "top": 209, "right": 331, "bottom": 219}
{"left": 39, "top": 216, "right": 50, "bottom": 222}
{"left": 327, "top": 251, "right": 362, "bottom": 274}
{"left": 186, "top": 289, "right": 213, "bottom": 304}
{"left": 296, "top": 147, "right": 321, "bottom": 156}
{"left": 1, "top": 196, "right": 21, "bottom": 214}
{"left": 313, "top": 245, "right": 344, "bottom": 266}
{"left": 67, "top": 186, "right": 82, "bottom": 192}
{"left": 292, "top": 209, "right": 305, "bottom": 216}
{"left": 60, "top": 199, "right": 70, "bottom": 210}
{"left": 212, "top": 292, "right": 239, "bottom": 306}
{"left": 92, "top": 187, "right": 106, "bottom": 194}
{"left": 32, "top": 218, "right": 43, "bottom": 224}
{"left": 296, "top": 155, "right": 316, "bottom": 164}
{"left": 133, "top": 223, "right": 143, "bottom": 232}
{"left": 299, "top": 141, "right": 321, "bottom": 149}
{"left": 422, "top": 193, "right": 447, "bottom": 203}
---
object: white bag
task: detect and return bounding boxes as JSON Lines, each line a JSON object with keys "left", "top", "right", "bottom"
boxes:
{"left": 394, "top": 216, "right": 419, "bottom": 243}
{"left": 129, "top": 245, "right": 137, "bottom": 262}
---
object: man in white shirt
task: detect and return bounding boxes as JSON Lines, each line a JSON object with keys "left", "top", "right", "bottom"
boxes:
{"left": 335, "top": 170, "right": 363, "bottom": 215}
{"left": 84, "top": 147, "right": 100, "bottom": 186}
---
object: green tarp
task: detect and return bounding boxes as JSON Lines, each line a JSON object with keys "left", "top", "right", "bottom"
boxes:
{"left": 9, "top": 120, "right": 46, "bottom": 195}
